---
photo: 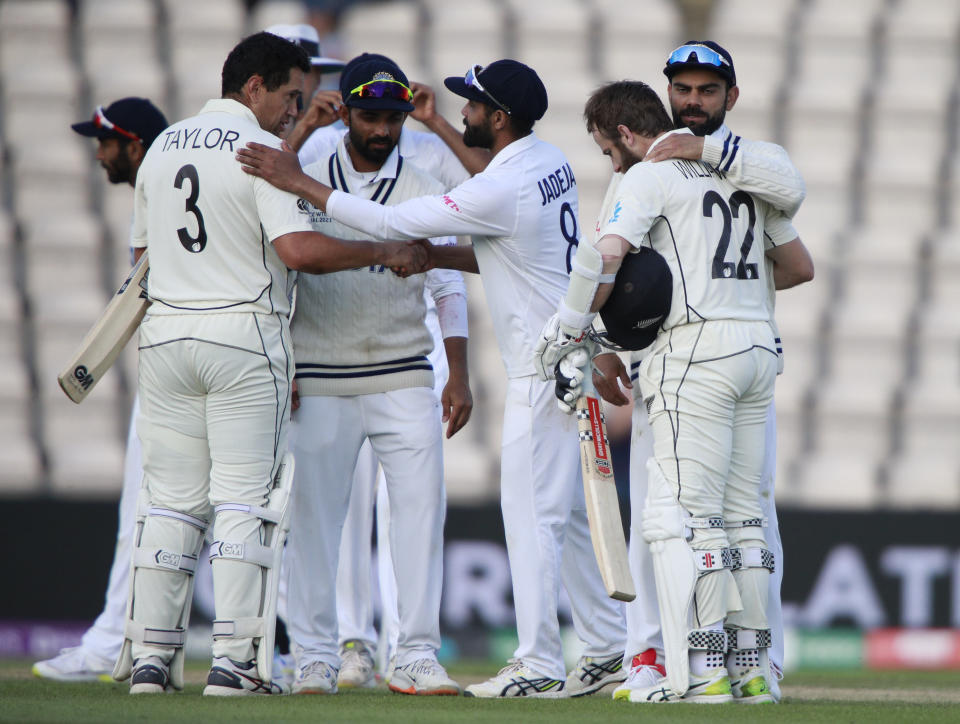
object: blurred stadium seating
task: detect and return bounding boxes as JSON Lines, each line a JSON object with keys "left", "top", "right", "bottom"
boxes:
{"left": 0, "top": 0, "right": 956, "bottom": 508}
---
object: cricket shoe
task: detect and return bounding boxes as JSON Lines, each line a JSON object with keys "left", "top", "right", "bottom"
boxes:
{"left": 565, "top": 650, "right": 627, "bottom": 697}
{"left": 203, "top": 657, "right": 287, "bottom": 696}
{"left": 272, "top": 652, "right": 296, "bottom": 691}
{"left": 389, "top": 658, "right": 460, "bottom": 695}
{"left": 292, "top": 660, "right": 338, "bottom": 695}
{"left": 464, "top": 659, "right": 566, "bottom": 699}
{"left": 32, "top": 646, "right": 114, "bottom": 683}
{"left": 768, "top": 660, "right": 783, "bottom": 703}
{"left": 130, "top": 656, "right": 172, "bottom": 694}
{"left": 612, "top": 649, "right": 666, "bottom": 701}
{"left": 338, "top": 640, "right": 377, "bottom": 689}
{"left": 730, "top": 666, "right": 775, "bottom": 704}
{"left": 627, "top": 667, "right": 733, "bottom": 704}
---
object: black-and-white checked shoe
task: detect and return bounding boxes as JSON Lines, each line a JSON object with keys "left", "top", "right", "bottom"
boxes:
{"left": 203, "top": 657, "right": 287, "bottom": 696}
{"left": 464, "top": 659, "right": 566, "bottom": 698}
{"left": 565, "top": 651, "right": 627, "bottom": 697}
{"left": 130, "top": 656, "right": 172, "bottom": 694}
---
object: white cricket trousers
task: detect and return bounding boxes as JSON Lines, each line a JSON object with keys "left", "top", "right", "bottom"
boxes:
{"left": 501, "top": 375, "right": 626, "bottom": 681}
{"left": 638, "top": 320, "right": 777, "bottom": 631}
{"left": 285, "top": 387, "right": 445, "bottom": 669}
{"left": 135, "top": 312, "right": 292, "bottom": 664}
{"left": 624, "top": 398, "right": 785, "bottom": 670}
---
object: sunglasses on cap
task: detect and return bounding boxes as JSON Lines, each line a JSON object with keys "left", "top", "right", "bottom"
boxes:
{"left": 666, "top": 43, "right": 731, "bottom": 71}
{"left": 92, "top": 105, "right": 141, "bottom": 142}
{"left": 465, "top": 64, "right": 511, "bottom": 115}
{"left": 349, "top": 78, "right": 414, "bottom": 103}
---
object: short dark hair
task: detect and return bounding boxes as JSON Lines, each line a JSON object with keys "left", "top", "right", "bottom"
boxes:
{"left": 584, "top": 81, "right": 673, "bottom": 141}
{"left": 221, "top": 32, "right": 311, "bottom": 97}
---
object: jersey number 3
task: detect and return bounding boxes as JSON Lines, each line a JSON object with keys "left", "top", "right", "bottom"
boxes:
{"left": 703, "top": 189, "right": 758, "bottom": 280}
{"left": 174, "top": 164, "right": 208, "bottom": 253}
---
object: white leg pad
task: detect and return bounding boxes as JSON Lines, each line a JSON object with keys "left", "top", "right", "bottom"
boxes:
{"left": 113, "top": 489, "right": 207, "bottom": 690}
{"left": 726, "top": 525, "right": 771, "bottom": 631}
{"left": 209, "top": 452, "right": 293, "bottom": 683}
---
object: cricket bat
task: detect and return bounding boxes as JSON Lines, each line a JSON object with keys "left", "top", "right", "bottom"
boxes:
{"left": 576, "top": 373, "right": 636, "bottom": 602}
{"left": 58, "top": 252, "right": 150, "bottom": 403}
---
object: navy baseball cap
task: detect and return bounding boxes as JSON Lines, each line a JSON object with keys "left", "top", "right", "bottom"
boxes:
{"left": 444, "top": 59, "right": 548, "bottom": 122}
{"left": 71, "top": 97, "right": 169, "bottom": 149}
{"left": 340, "top": 55, "right": 414, "bottom": 112}
{"left": 663, "top": 41, "right": 737, "bottom": 87}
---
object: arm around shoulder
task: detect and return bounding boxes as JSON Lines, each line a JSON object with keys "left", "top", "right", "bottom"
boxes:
{"left": 766, "top": 237, "right": 814, "bottom": 290}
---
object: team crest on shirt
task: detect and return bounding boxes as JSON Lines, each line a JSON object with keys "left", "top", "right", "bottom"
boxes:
{"left": 297, "top": 197, "right": 332, "bottom": 223}
{"left": 607, "top": 200, "right": 622, "bottom": 225}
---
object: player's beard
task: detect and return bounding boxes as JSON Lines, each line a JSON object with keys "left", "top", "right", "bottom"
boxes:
{"left": 616, "top": 139, "right": 644, "bottom": 171}
{"left": 672, "top": 100, "right": 727, "bottom": 137}
{"left": 349, "top": 125, "right": 396, "bottom": 165}
{"left": 101, "top": 154, "right": 134, "bottom": 185}
{"left": 462, "top": 114, "right": 494, "bottom": 149}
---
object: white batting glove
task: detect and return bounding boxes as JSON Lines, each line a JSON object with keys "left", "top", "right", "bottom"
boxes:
{"left": 555, "top": 348, "right": 590, "bottom": 414}
{"left": 533, "top": 313, "right": 590, "bottom": 381}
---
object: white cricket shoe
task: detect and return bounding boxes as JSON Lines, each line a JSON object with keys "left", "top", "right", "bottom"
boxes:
{"left": 612, "top": 649, "right": 666, "bottom": 701}
{"left": 203, "top": 656, "right": 287, "bottom": 696}
{"left": 292, "top": 660, "right": 338, "bottom": 695}
{"left": 389, "top": 657, "right": 460, "bottom": 695}
{"left": 768, "top": 659, "right": 783, "bottom": 703}
{"left": 730, "top": 666, "right": 775, "bottom": 704}
{"left": 129, "top": 656, "right": 172, "bottom": 694}
{"left": 627, "top": 667, "right": 733, "bottom": 704}
{"left": 32, "top": 646, "right": 114, "bottom": 683}
{"left": 338, "top": 640, "right": 377, "bottom": 689}
{"left": 272, "top": 652, "right": 296, "bottom": 691}
{"left": 464, "top": 659, "right": 566, "bottom": 699}
{"left": 566, "top": 650, "right": 627, "bottom": 697}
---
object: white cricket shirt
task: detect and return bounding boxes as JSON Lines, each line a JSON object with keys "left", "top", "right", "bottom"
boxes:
{"left": 133, "top": 99, "right": 312, "bottom": 316}
{"left": 598, "top": 128, "right": 797, "bottom": 331}
{"left": 326, "top": 132, "right": 582, "bottom": 378}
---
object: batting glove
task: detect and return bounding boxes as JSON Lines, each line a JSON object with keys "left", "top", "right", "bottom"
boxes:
{"left": 533, "top": 313, "right": 592, "bottom": 381}
{"left": 554, "top": 348, "right": 590, "bottom": 414}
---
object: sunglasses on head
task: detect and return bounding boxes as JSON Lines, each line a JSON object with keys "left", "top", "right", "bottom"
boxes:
{"left": 349, "top": 79, "right": 414, "bottom": 103}
{"left": 666, "top": 44, "right": 731, "bottom": 70}
{"left": 93, "top": 106, "right": 141, "bottom": 142}
{"left": 465, "top": 64, "right": 511, "bottom": 115}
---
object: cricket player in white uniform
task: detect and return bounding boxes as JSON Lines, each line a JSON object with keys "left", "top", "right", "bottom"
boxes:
{"left": 238, "top": 59, "right": 628, "bottom": 698}
{"left": 33, "top": 99, "right": 169, "bottom": 683}
{"left": 114, "top": 33, "right": 426, "bottom": 696}
{"left": 281, "top": 55, "right": 466, "bottom": 696}
{"left": 584, "top": 43, "right": 812, "bottom": 703}
{"left": 535, "top": 79, "right": 807, "bottom": 703}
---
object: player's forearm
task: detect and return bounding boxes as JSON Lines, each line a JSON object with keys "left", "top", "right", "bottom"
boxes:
{"left": 767, "top": 237, "right": 815, "bottom": 290}
{"left": 275, "top": 231, "right": 394, "bottom": 274}
{"left": 285, "top": 118, "right": 317, "bottom": 153}
{"left": 430, "top": 244, "right": 479, "bottom": 273}
{"left": 290, "top": 173, "right": 334, "bottom": 211}
{"left": 442, "top": 336, "right": 469, "bottom": 385}
{"left": 422, "top": 114, "right": 491, "bottom": 176}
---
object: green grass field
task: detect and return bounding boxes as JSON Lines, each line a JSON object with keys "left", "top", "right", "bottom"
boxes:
{"left": 3, "top": 659, "right": 959, "bottom": 723}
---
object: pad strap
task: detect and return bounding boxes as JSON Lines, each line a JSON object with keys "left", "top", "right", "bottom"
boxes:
{"left": 730, "top": 547, "right": 775, "bottom": 572}
{"left": 726, "top": 517, "right": 767, "bottom": 528}
{"left": 725, "top": 627, "right": 772, "bottom": 651}
{"left": 215, "top": 502, "right": 282, "bottom": 526}
{"left": 124, "top": 620, "right": 185, "bottom": 648}
{"left": 148, "top": 507, "right": 207, "bottom": 531}
{"left": 694, "top": 548, "right": 734, "bottom": 572}
{"left": 209, "top": 540, "right": 274, "bottom": 568}
{"left": 134, "top": 547, "right": 198, "bottom": 575}
{"left": 212, "top": 617, "right": 265, "bottom": 639}
{"left": 685, "top": 516, "right": 725, "bottom": 530}
{"left": 687, "top": 629, "right": 727, "bottom": 653}
{"left": 571, "top": 257, "right": 616, "bottom": 283}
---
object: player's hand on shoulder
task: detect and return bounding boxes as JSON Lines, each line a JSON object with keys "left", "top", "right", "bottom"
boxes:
{"left": 236, "top": 141, "right": 304, "bottom": 192}
{"left": 533, "top": 313, "right": 591, "bottom": 381}
{"left": 591, "top": 352, "right": 632, "bottom": 406}
{"left": 409, "top": 82, "right": 437, "bottom": 125}
{"left": 644, "top": 133, "right": 705, "bottom": 164}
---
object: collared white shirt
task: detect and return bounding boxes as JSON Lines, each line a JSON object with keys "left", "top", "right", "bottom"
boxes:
{"left": 326, "top": 132, "right": 581, "bottom": 378}
{"left": 134, "top": 99, "right": 311, "bottom": 316}
{"left": 598, "top": 128, "right": 797, "bottom": 332}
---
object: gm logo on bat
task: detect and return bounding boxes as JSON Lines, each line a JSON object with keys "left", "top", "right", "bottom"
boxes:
{"left": 73, "top": 365, "right": 95, "bottom": 390}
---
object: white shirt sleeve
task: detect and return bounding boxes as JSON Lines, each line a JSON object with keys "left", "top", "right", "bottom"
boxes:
{"left": 762, "top": 207, "right": 800, "bottom": 249}
{"left": 597, "top": 164, "right": 666, "bottom": 244}
{"left": 702, "top": 133, "right": 806, "bottom": 218}
{"left": 325, "top": 173, "right": 516, "bottom": 240}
